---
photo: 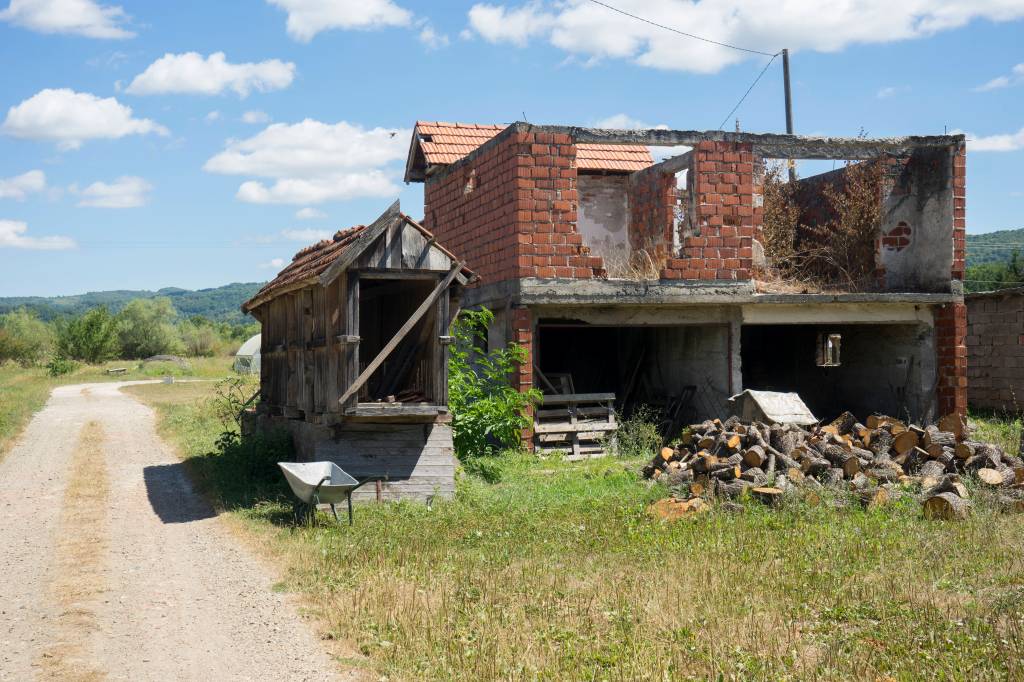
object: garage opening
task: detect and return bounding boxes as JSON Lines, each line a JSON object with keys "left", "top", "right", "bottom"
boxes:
{"left": 534, "top": 321, "right": 731, "bottom": 447}
{"left": 741, "top": 323, "right": 935, "bottom": 422}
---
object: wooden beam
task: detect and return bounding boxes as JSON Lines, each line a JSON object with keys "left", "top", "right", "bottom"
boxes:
{"left": 318, "top": 200, "right": 401, "bottom": 287}
{"left": 338, "top": 262, "right": 464, "bottom": 406}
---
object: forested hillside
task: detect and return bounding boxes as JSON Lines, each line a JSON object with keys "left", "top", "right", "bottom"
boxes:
{"left": 965, "top": 229, "right": 1024, "bottom": 293}
{"left": 0, "top": 282, "right": 263, "bottom": 323}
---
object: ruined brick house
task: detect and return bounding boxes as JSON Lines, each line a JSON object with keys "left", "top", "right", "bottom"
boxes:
{"left": 966, "top": 287, "right": 1024, "bottom": 411}
{"left": 405, "top": 121, "right": 968, "bottom": 451}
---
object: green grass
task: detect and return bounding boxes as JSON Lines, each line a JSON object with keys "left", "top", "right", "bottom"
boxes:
{"left": 0, "top": 356, "right": 233, "bottom": 458}
{"left": 130, "top": 382, "right": 1024, "bottom": 681}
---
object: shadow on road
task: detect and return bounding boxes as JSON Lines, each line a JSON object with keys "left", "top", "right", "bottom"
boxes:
{"left": 143, "top": 463, "right": 217, "bottom": 524}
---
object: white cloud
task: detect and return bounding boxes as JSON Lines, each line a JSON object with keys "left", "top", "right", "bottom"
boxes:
{"left": 419, "top": 24, "right": 450, "bottom": 49}
{"left": 126, "top": 52, "right": 295, "bottom": 97}
{"left": 205, "top": 110, "right": 222, "bottom": 123}
{"left": 242, "top": 110, "right": 271, "bottom": 124}
{"left": 204, "top": 119, "right": 408, "bottom": 205}
{"left": 0, "top": 170, "right": 46, "bottom": 200}
{"left": 0, "top": 0, "right": 133, "bottom": 39}
{"left": 960, "top": 126, "right": 1024, "bottom": 152}
{"left": 466, "top": 1, "right": 1024, "bottom": 74}
{"left": 295, "top": 207, "right": 326, "bottom": 219}
{"left": 267, "top": 0, "right": 412, "bottom": 42}
{"left": 260, "top": 257, "right": 286, "bottom": 269}
{"left": 282, "top": 228, "right": 332, "bottom": 241}
{"left": 592, "top": 113, "right": 668, "bottom": 129}
{"left": 975, "top": 63, "right": 1024, "bottom": 91}
{"left": 1, "top": 88, "right": 168, "bottom": 150}
{"left": 0, "top": 219, "right": 75, "bottom": 250}
{"left": 72, "top": 175, "right": 152, "bottom": 207}
{"left": 876, "top": 86, "right": 898, "bottom": 98}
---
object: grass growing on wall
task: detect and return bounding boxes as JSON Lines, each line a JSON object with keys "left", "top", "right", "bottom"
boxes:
{"left": 130, "top": 380, "right": 1024, "bottom": 681}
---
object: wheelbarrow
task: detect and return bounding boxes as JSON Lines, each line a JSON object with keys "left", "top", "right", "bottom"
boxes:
{"left": 278, "top": 461, "right": 386, "bottom": 525}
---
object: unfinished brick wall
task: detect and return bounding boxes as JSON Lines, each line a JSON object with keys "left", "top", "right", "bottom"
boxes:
{"left": 952, "top": 146, "right": 966, "bottom": 281}
{"left": 966, "top": 291, "right": 1024, "bottom": 411}
{"left": 935, "top": 302, "right": 968, "bottom": 416}
{"left": 627, "top": 165, "right": 676, "bottom": 264}
{"left": 661, "top": 141, "right": 755, "bottom": 281}
{"left": 422, "top": 130, "right": 605, "bottom": 284}
{"left": 510, "top": 306, "right": 535, "bottom": 445}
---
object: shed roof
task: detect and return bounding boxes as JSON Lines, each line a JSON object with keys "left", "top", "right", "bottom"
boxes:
{"left": 405, "top": 121, "right": 654, "bottom": 181}
{"left": 242, "top": 207, "right": 472, "bottom": 313}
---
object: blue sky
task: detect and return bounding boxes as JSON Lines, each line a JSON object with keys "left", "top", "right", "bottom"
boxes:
{"left": 0, "top": 0, "right": 1022, "bottom": 297}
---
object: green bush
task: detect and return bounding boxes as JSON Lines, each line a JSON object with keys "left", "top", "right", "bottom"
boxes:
{"left": 179, "top": 319, "right": 219, "bottom": 357}
{"left": 46, "top": 355, "right": 78, "bottom": 376}
{"left": 448, "top": 308, "right": 541, "bottom": 459}
{"left": 614, "top": 404, "right": 663, "bottom": 459}
{"left": 0, "top": 308, "right": 52, "bottom": 366}
{"left": 55, "top": 306, "right": 120, "bottom": 363}
{"left": 117, "top": 297, "right": 183, "bottom": 359}
{"left": 191, "top": 429, "right": 292, "bottom": 509}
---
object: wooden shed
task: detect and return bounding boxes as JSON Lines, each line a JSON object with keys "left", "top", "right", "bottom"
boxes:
{"left": 241, "top": 201, "right": 473, "bottom": 500}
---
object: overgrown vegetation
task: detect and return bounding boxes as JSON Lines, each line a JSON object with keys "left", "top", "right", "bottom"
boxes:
{"left": 131, "top": 379, "right": 1024, "bottom": 681}
{"left": 761, "top": 160, "right": 885, "bottom": 289}
{"left": 613, "top": 404, "right": 663, "bottom": 458}
{"left": 448, "top": 308, "right": 540, "bottom": 459}
{"left": 965, "top": 249, "right": 1024, "bottom": 293}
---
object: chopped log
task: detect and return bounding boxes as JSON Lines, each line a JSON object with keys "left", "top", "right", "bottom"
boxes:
{"left": 722, "top": 415, "right": 740, "bottom": 431}
{"left": 929, "top": 473, "right": 970, "bottom": 499}
{"left": 954, "top": 442, "right": 975, "bottom": 460}
{"left": 1002, "top": 453, "right": 1024, "bottom": 470}
{"left": 751, "top": 486, "right": 784, "bottom": 506}
{"left": 802, "top": 457, "right": 831, "bottom": 476}
{"left": 869, "top": 429, "right": 893, "bottom": 457}
{"left": 742, "top": 445, "right": 767, "bottom": 469}
{"left": 821, "top": 468, "right": 845, "bottom": 488}
{"left": 850, "top": 472, "right": 872, "bottom": 490}
{"left": 1015, "top": 467, "right": 1024, "bottom": 486}
{"left": 923, "top": 426, "right": 956, "bottom": 449}
{"left": 717, "top": 479, "right": 754, "bottom": 499}
{"left": 918, "top": 459, "right": 946, "bottom": 488}
{"left": 892, "top": 430, "right": 919, "bottom": 456}
{"left": 977, "top": 468, "right": 1009, "bottom": 487}
{"left": 859, "top": 487, "right": 890, "bottom": 509}
{"left": 786, "top": 467, "right": 805, "bottom": 483}
{"left": 719, "top": 432, "right": 743, "bottom": 453}
{"left": 660, "top": 447, "right": 674, "bottom": 462}
{"left": 865, "top": 467, "right": 899, "bottom": 484}
{"left": 666, "top": 467, "right": 695, "bottom": 486}
{"left": 937, "top": 412, "right": 965, "bottom": 440}
{"left": 698, "top": 436, "right": 716, "bottom": 450}
{"left": 829, "top": 411, "right": 858, "bottom": 435}
{"left": 740, "top": 467, "right": 767, "bottom": 484}
{"left": 820, "top": 443, "right": 849, "bottom": 466}
{"left": 841, "top": 454, "right": 861, "bottom": 479}
{"left": 923, "top": 492, "right": 972, "bottom": 520}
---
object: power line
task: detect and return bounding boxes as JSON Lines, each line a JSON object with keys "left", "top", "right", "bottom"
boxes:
{"left": 585, "top": 0, "right": 776, "bottom": 56}
{"left": 719, "top": 53, "right": 780, "bottom": 131}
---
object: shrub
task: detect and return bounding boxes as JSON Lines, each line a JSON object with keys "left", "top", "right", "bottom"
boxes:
{"left": 0, "top": 308, "right": 53, "bottom": 366}
{"left": 46, "top": 355, "right": 78, "bottom": 376}
{"left": 55, "top": 306, "right": 120, "bottom": 363}
{"left": 448, "top": 308, "right": 541, "bottom": 459}
{"left": 614, "top": 404, "right": 663, "bottom": 459}
{"left": 179, "top": 320, "right": 219, "bottom": 357}
{"left": 192, "top": 429, "right": 292, "bottom": 510}
{"left": 208, "top": 375, "right": 260, "bottom": 429}
{"left": 117, "top": 297, "right": 183, "bottom": 359}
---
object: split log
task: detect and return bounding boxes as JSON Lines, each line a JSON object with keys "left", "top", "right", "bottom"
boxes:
{"left": 923, "top": 492, "right": 972, "bottom": 520}
{"left": 869, "top": 429, "right": 894, "bottom": 457}
{"left": 892, "top": 430, "right": 920, "bottom": 456}
{"left": 740, "top": 467, "right": 767, "bottom": 485}
{"left": 865, "top": 467, "right": 899, "bottom": 484}
{"left": 928, "top": 474, "right": 969, "bottom": 499}
{"left": 659, "top": 447, "right": 674, "bottom": 462}
{"left": 918, "top": 460, "right": 946, "bottom": 488}
{"left": 937, "top": 412, "right": 965, "bottom": 440}
{"left": 665, "top": 467, "right": 695, "bottom": 486}
{"left": 923, "top": 426, "right": 956, "bottom": 449}
{"left": 751, "top": 486, "right": 784, "bottom": 506}
{"left": 954, "top": 441, "right": 976, "bottom": 460}
{"left": 717, "top": 479, "right": 754, "bottom": 499}
{"left": 858, "top": 487, "right": 890, "bottom": 509}
{"left": 820, "top": 468, "right": 845, "bottom": 488}
{"left": 977, "top": 467, "right": 1010, "bottom": 487}
{"left": 801, "top": 457, "right": 831, "bottom": 477}
{"left": 841, "top": 454, "right": 861, "bottom": 479}
{"left": 743, "top": 445, "right": 767, "bottom": 469}
{"left": 829, "top": 411, "right": 858, "bottom": 435}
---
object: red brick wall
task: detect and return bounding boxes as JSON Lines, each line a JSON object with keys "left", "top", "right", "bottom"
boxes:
{"left": 935, "top": 302, "right": 968, "bottom": 416}
{"left": 422, "top": 130, "right": 605, "bottom": 284}
{"left": 661, "top": 141, "right": 755, "bottom": 281}
{"left": 952, "top": 146, "right": 966, "bottom": 281}
{"left": 510, "top": 306, "right": 535, "bottom": 446}
{"left": 628, "top": 165, "right": 676, "bottom": 262}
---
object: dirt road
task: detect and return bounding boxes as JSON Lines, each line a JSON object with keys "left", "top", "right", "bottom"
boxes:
{"left": 0, "top": 382, "right": 345, "bottom": 681}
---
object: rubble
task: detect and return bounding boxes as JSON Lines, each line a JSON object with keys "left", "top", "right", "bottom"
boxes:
{"left": 643, "top": 411, "right": 1024, "bottom": 520}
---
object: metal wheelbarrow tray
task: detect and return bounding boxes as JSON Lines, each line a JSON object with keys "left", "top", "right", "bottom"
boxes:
{"left": 278, "top": 461, "right": 386, "bottom": 524}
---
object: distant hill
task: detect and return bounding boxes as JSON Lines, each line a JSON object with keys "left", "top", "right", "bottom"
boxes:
{"left": 966, "top": 228, "right": 1024, "bottom": 268}
{"left": 0, "top": 282, "right": 264, "bottom": 324}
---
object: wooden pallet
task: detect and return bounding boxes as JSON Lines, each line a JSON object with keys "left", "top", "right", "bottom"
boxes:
{"left": 534, "top": 393, "right": 617, "bottom": 460}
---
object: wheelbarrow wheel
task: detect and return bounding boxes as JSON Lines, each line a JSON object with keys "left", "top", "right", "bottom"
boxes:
{"left": 293, "top": 500, "right": 314, "bottom": 525}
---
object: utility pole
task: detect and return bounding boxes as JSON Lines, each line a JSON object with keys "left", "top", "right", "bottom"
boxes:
{"left": 782, "top": 48, "right": 796, "bottom": 181}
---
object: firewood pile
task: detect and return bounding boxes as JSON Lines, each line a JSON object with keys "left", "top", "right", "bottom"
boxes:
{"left": 643, "top": 412, "right": 1024, "bottom": 520}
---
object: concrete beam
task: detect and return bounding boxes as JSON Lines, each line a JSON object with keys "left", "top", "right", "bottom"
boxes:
{"left": 741, "top": 303, "right": 935, "bottom": 325}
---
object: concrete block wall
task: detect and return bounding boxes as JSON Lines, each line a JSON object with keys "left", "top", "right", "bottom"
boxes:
{"left": 423, "top": 130, "right": 605, "bottom": 285}
{"left": 661, "top": 141, "right": 756, "bottom": 281}
{"left": 966, "top": 292, "right": 1024, "bottom": 411}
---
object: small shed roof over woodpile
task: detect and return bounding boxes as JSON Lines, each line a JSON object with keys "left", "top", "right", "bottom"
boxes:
{"left": 404, "top": 121, "right": 654, "bottom": 181}
{"left": 243, "top": 200, "right": 475, "bottom": 424}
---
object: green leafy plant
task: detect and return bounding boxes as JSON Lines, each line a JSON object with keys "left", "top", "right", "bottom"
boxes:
{"left": 46, "top": 354, "right": 78, "bottom": 376}
{"left": 613, "top": 404, "right": 663, "bottom": 459}
{"left": 0, "top": 308, "right": 53, "bottom": 366}
{"left": 55, "top": 306, "right": 120, "bottom": 363}
{"left": 448, "top": 308, "right": 541, "bottom": 459}
{"left": 208, "top": 375, "right": 260, "bottom": 429}
{"left": 117, "top": 297, "right": 183, "bottom": 359}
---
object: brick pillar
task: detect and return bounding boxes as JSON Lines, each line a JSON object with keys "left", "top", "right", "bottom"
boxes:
{"left": 510, "top": 306, "right": 535, "bottom": 448}
{"left": 952, "top": 145, "right": 966, "bottom": 281}
{"left": 935, "top": 302, "right": 967, "bottom": 417}
{"left": 662, "top": 141, "right": 755, "bottom": 281}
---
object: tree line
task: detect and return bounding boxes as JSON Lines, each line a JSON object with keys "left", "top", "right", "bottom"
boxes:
{"left": 0, "top": 297, "right": 258, "bottom": 374}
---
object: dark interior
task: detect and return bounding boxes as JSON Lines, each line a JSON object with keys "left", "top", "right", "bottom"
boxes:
{"left": 358, "top": 278, "right": 436, "bottom": 402}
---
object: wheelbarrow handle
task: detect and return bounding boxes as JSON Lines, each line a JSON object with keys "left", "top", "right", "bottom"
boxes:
{"left": 350, "top": 474, "right": 388, "bottom": 492}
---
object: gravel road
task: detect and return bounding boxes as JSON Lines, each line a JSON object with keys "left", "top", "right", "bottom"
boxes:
{"left": 0, "top": 381, "right": 349, "bottom": 681}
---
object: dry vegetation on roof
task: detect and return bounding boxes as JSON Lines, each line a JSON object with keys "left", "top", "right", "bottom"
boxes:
{"left": 759, "top": 160, "right": 885, "bottom": 291}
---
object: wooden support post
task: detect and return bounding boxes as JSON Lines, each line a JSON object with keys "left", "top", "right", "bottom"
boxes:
{"left": 339, "top": 263, "right": 463, "bottom": 407}
{"left": 434, "top": 288, "right": 450, "bottom": 405}
{"left": 343, "top": 272, "right": 360, "bottom": 409}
